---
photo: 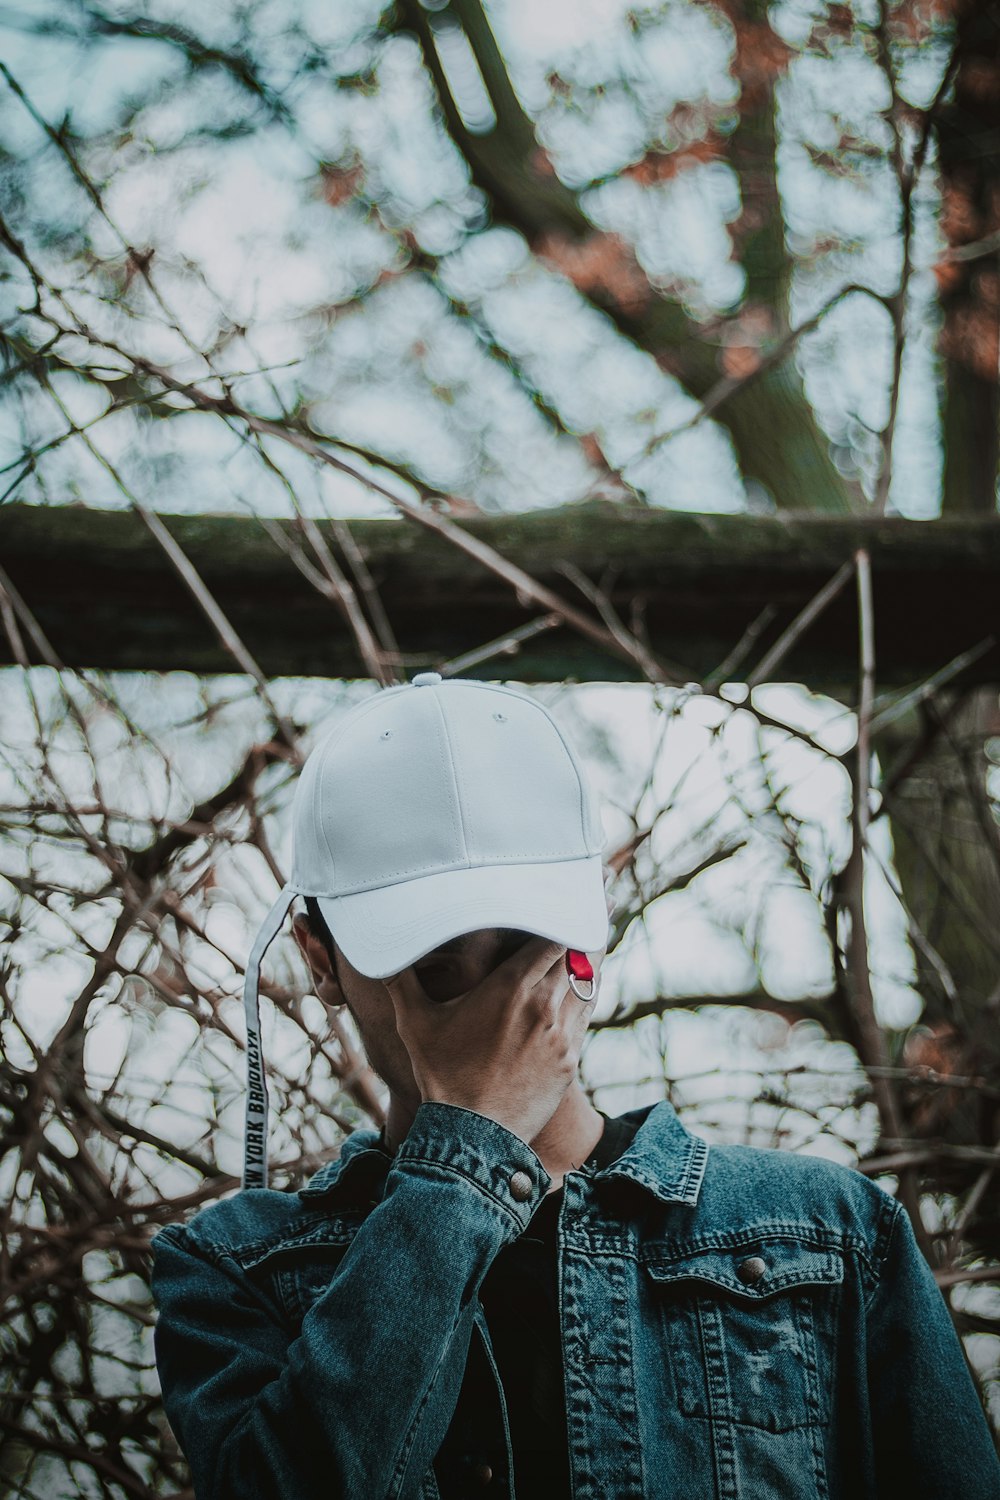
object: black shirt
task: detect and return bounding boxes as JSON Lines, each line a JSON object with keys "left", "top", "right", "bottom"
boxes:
{"left": 431, "top": 1110, "right": 641, "bottom": 1499}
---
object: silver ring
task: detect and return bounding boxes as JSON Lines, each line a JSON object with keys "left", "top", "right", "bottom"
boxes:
{"left": 569, "top": 972, "right": 597, "bottom": 1002}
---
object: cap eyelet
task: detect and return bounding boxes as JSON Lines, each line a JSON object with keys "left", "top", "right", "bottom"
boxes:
{"left": 380, "top": 730, "right": 392, "bottom": 739}
{"left": 493, "top": 712, "right": 507, "bottom": 722}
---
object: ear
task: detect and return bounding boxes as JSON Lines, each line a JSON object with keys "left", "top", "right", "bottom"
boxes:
{"left": 292, "top": 914, "right": 345, "bottom": 1007}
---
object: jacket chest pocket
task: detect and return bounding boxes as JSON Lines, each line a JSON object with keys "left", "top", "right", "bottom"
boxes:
{"left": 238, "top": 1225, "right": 361, "bottom": 1326}
{"left": 643, "top": 1241, "right": 843, "bottom": 1434}
{"left": 276, "top": 1248, "right": 353, "bottom": 1322}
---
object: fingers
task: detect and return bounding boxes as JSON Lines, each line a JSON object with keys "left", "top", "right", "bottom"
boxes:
{"left": 562, "top": 972, "right": 599, "bottom": 1011}
{"left": 560, "top": 972, "right": 599, "bottom": 1046}
{"left": 381, "top": 965, "right": 428, "bottom": 1009}
{"left": 495, "top": 934, "right": 567, "bottom": 986}
{"left": 530, "top": 951, "right": 566, "bottom": 1024}
{"left": 385, "top": 937, "right": 569, "bottom": 1022}
{"left": 497, "top": 940, "right": 572, "bottom": 1024}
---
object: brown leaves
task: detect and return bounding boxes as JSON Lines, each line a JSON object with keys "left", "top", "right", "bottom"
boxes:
{"left": 904, "top": 1021, "right": 962, "bottom": 1076}
{"left": 536, "top": 229, "right": 651, "bottom": 317}
{"left": 578, "top": 432, "right": 611, "bottom": 470}
{"left": 623, "top": 135, "right": 724, "bottom": 187}
{"left": 720, "top": 344, "right": 762, "bottom": 380}
{"left": 959, "top": 57, "right": 1000, "bottom": 107}
{"left": 718, "top": 304, "right": 775, "bottom": 381}
{"left": 941, "top": 183, "right": 983, "bottom": 246}
{"left": 807, "top": 0, "right": 953, "bottom": 52}
{"left": 933, "top": 257, "right": 964, "bottom": 295}
{"left": 427, "top": 494, "right": 484, "bottom": 518}
{"left": 530, "top": 145, "right": 559, "bottom": 179}
{"left": 935, "top": 176, "right": 1000, "bottom": 381}
{"left": 825, "top": 3, "right": 856, "bottom": 35}
{"left": 319, "top": 162, "right": 364, "bottom": 208}
{"left": 726, "top": 14, "right": 794, "bottom": 111}
{"left": 939, "top": 295, "right": 1000, "bottom": 383}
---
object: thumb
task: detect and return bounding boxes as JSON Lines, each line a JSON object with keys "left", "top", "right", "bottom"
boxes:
{"left": 381, "top": 965, "right": 426, "bottom": 1012}
{"left": 382, "top": 966, "right": 432, "bottom": 1048}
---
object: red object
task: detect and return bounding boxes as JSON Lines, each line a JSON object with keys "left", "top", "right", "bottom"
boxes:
{"left": 566, "top": 949, "right": 594, "bottom": 981}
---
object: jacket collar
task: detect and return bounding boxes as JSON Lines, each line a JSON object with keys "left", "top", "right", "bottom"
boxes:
{"left": 298, "top": 1127, "right": 391, "bottom": 1206}
{"left": 298, "top": 1100, "right": 707, "bottom": 1210}
{"left": 587, "top": 1099, "right": 708, "bottom": 1206}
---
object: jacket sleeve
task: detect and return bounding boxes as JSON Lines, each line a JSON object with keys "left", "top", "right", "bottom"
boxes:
{"left": 866, "top": 1197, "right": 1000, "bottom": 1496}
{"left": 150, "top": 1103, "right": 550, "bottom": 1500}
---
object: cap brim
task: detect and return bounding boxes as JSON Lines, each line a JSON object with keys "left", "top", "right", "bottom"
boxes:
{"left": 315, "top": 856, "right": 610, "bottom": 979}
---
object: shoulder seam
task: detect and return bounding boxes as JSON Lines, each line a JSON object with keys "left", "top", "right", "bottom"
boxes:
{"left": 864, "top": 1191, "right": 903, "bottom": 1313}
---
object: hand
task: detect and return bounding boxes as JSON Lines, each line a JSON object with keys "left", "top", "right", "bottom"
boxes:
{"left": 382, "top": 937, "right": 598, "bottom": 1147}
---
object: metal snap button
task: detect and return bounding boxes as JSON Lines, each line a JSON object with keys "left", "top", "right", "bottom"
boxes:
{"left": 471, "top": 1460, "right": 493, "bottom": 1484}
{"left": 736, "top": 1255, "right": 767, "bottom": 1286}
{"left": 509, "top": 1170, "right": 533, "bottom": 1201}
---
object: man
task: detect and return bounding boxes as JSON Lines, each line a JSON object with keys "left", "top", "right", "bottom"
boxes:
{"left": 150, "top": 672, "right": 999, "bottom": 1500}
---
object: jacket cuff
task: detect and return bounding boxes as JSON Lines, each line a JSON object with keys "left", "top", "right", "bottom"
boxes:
{"left": 394, "top": 1101, "right": 552, "bottom": 1232}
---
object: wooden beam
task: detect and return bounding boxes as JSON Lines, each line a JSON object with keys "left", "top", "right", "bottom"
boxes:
{"left": 2, "top": 502, "right": 998, "bottom": 687}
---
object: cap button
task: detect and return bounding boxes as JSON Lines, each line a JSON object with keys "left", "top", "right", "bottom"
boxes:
{"left": 412, "top": 672, "right": 443, "bottom": 687}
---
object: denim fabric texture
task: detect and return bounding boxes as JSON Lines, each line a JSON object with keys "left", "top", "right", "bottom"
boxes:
{"left": 150, "top": 1099, "right": 1000, "bottom": 1499}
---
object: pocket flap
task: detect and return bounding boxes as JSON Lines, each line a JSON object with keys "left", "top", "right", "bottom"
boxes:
{"left": 236, "top": 1217, "right": 360, "bottom": 1272}
{"left": 643, "top": 1241, "right": 843, "bottom": 1299}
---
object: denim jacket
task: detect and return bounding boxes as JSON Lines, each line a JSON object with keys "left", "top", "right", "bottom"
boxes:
{"left": 150, "top": 1100, "right": 999, "bottom": 1499}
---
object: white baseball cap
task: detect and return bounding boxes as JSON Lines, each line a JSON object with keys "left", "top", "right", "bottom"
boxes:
{"left": 241, "top": 672, "right": 610, "bottom": 1189}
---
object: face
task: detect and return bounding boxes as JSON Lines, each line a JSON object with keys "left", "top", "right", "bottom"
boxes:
{"left": 292, "top": 919, "right": 607, "bottom": 1111}
{"left": 294, "top": 923, "right": 540, "bottom": 1102}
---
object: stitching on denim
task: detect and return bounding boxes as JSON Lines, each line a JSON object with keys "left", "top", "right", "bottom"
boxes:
{"left": 677, "top": 1135, "right": 709, "bottom": 1201}
{"left": 802, "top": 1290, "right": 833, "bottom": 1499}
{"left": 594, "top": 1111, "right": 705, "bottom": 1201}
{"left": 421, "top": 1464, "right": 443, "bottom": 1500}
{"left": 864, "top": 1193, "right": 902, "bottom": 1315}
{"left": 392, "top": 1152, "right": 530, "bottom": 1233}
{"left": 388, "top": 1306, "right": 466, "bottom": 1500}
{"left": 645, "top": 1265, "right": 843, "bottom": 1297}
{"left": 577, "top": 1228, "right": 880, "bottom": 1289}
{"left": 637, "top": 1225, "right": 866, "bottom": 1259}
{"left": 237, "top": 1227, "right": 361, "bottom": 1271}
{"left": 398, "top": 1104, "right": 547, "bottom": 1173}
{"left": 152, "top": 1223, "right": 228, "bottom": 1272}
{"left": 166, "top": 1209, "right": 356, "bottom": 1268}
